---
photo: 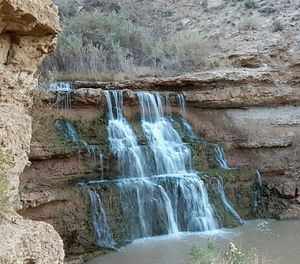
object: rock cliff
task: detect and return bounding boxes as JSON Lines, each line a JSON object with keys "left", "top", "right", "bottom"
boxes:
{"left": 15, "top": 0, "right": 300, "bottom": 261}
{"left": 0, "top": 0, "right": 64, "bottom": 263}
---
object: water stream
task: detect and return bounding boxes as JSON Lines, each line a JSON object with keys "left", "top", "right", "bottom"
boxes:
{"left": 88, "top": 219, "right": 300, "bottom": 264}
{"left": 82, "top": 91, "right": 227, "bottom": 247}
{"left": 214, "top": 144, "right": 229, "bottom": 169}
{"left": 177, "top": 94, "right": 197, "bottom": 139}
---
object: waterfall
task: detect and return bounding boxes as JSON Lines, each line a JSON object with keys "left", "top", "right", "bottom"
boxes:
{"left": 41, "top": 82, "right": 74, "bottom": 111}
{"left": 117, "top": 178, "right": 179, "bottom": 239}
{"left": 87, "top": 188, "right": 115, "bottom": 249}
{"left": 55, "top": 121, "right": 79, "bottom": 142}
{"left": 253, "top": 170, "right": 263, "bottom": 210}
{"left": 84, "top": 90, "right": 245, "bottom": 247}
{"left": 177, "top": 94, "right": 197, "bottom": 139}
{"left": 214, "top": 144, "right": 229, "bottom": 169}
{"left": 166, "top": 175, "right": 218, "bottom": 231}
{"left": 216, "top": 179, "right": 244, "bottom": 224}
{"left": 49, "top": 82, "right": 73, "bottom": 91}
{"left": 104, "top": 91, "right": 147, "bottom": 178}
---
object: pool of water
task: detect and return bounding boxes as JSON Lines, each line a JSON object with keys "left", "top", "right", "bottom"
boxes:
{"left": 88, "top": 219, "right": 300, "bottom": 264}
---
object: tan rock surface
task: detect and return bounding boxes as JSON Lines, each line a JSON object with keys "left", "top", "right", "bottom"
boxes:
{"left": 0, "top": 215, "right": 64, "bottom": 264}
{"left": 0, "top": 0, "right": 64, "bottom": 263}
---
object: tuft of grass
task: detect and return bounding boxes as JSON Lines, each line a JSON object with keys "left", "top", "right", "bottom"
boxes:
{"left": 191, "top": 239, "right": 271, "bottom": 264}
{"left": 0, "top": 151, "right": 10, "bottom": 214}
{"left": 0, "top": 152, "right": 7, "bottom": 168}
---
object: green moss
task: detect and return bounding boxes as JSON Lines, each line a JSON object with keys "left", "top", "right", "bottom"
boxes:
{"left": 0, "top": 176, "right": 11, "bottom": 215}
{"left": 32, "top": 113, "right": 72, "bottom": 149}
{"left": 0, "top": 152, "right": 7, "bottom": 168}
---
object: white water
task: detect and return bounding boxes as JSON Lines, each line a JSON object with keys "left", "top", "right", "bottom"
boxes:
{"left": 88, "top": 188, "right": 115, "bottom": 248}
{"left": 138, "top": 92, "right": 193, "bottom": 175}
{"left": 104, "top": 91, "right": 147, "bottom": 178}
{"left": 253, "top": 170, "right": 263, "bottom": 210}
{"left": 117, "top": 178, "right": 179, "bottom": 239}
{"left": 216, "top": 178, "right": 244, "bottom": 224}
{"left": 214, "top": 144, "right": 229, "bottom": 169}
{"left": 40, "top": 82, "right": 74, "bottom": 110}
{"left": 84, "top": 91, "right": 240, "bottom": 247}
{"left": 177, "top": 93, "right": 197, "bottom": 139}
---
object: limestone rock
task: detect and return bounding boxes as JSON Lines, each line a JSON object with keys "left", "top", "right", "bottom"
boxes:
{"left": 0, "top": 216, "right": 64, "bottom": 264}
{"left": 0, "top": 0, "right": 59, "bottom": 210}
{"left": 0, "top": 0, "right": 64, "bottom": 263}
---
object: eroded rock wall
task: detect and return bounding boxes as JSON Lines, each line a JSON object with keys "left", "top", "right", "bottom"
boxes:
{"left": 0, "top": 0, "right": 64, "bottom": 263}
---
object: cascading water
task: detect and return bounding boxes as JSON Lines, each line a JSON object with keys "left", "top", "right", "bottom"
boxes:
{"left": 253, "top": 170, "right": 263, "bottom": 210}
{"left": 42, "top": 82, "right": 74, "bottom": 111}
{"left": 104, "top": 91, "right": 148, "bottom": 178}
{"left": 88, "top": 188, "right": 115, "bottom": 248}
{"left": 216, "top": 178, "right": 244, "bottom": 224}
{"left": 214, "top": 144, "right": 229, "bottom": 169}
{"left": 177, "top": 94, "right": 197, "bottom": 139}
{"left": 116, "top": 177, "right": 179, "bottom": 239}
{"left": 138, "top": 92, "right": 193, "bottom": 175}
{"left": 83, "top": 90, "right": 246, "bottom": 247}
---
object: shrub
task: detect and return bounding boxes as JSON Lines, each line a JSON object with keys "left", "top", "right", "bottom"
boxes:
{"left": 41, "top": 3, "right": 219, "bottom": 81}
{"left": 41, "top": 10, "right": 153, "bottom": 79}
{"left": 152, "top": 31, "right": 219, "bottom": 72}
{"left": 191, "top": 238, "right": 217, "bottom": 264}
{"left": 191, "top": 239, "right": 265, "bottom": 264}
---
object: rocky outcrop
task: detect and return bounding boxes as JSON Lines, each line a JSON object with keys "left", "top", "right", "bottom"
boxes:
{"left": 0, "top": 0, "right": 64, "bottom": 263}
{"left": 0, "top": 215, "right": 64, "bottom": 264}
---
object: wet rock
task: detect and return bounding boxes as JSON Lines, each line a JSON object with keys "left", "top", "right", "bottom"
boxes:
{"left": 277, "top": 205, "right": 300, "bottom": 220}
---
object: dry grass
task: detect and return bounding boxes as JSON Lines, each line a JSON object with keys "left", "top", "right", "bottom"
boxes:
{"left": 40, "top": 1, "right": 220, "bottom": 81}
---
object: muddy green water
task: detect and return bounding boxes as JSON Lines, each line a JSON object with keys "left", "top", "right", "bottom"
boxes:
{"left": 88, "top": 220, "right": 300, "bottom": 264}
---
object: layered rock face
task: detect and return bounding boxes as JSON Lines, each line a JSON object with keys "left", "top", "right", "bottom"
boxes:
{"left": 16, "top": 0, "right": 300, "bottom": 261}
{"left": 0, "top": 0, "right": 64, "bottom": 263}
{"left": 18, "top": 28, "right": 300, "bottom": 258}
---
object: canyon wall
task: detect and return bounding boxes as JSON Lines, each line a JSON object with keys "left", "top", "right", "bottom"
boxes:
{"left": 19, "top": 47, "right": 300, "bottom": 259}
{"left": 0, "top": 0, "right": 64, "bottom": 263}
{"left": 16, "top": 0, "right": 300, "bottom": 261}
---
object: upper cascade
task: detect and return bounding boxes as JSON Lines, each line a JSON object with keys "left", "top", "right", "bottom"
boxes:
{"left": 104, "top": 90, "right": 147, "bottom": 178}
{"left": 138, "top": 92, "right": 192, "bottom": 176}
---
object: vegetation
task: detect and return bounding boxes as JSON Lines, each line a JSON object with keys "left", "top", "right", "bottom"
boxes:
{"left": 0, "top": 150, "right": 9, "bottom": 214}
{"left": 41, "top": 0, "right": 219, "bottom": 81}
{"left": 0, "top": 151, "right": 7, "bottom": 168}
{"left": 41, "top": 0, "right": 286, "bottom": 81}
{"left": 191, "top": 239, "right": 268, "bottom": 264}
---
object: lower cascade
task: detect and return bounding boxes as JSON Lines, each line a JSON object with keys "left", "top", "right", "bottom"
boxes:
{"left": 80, "top": 90, "right": 241, "bottom": 248}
